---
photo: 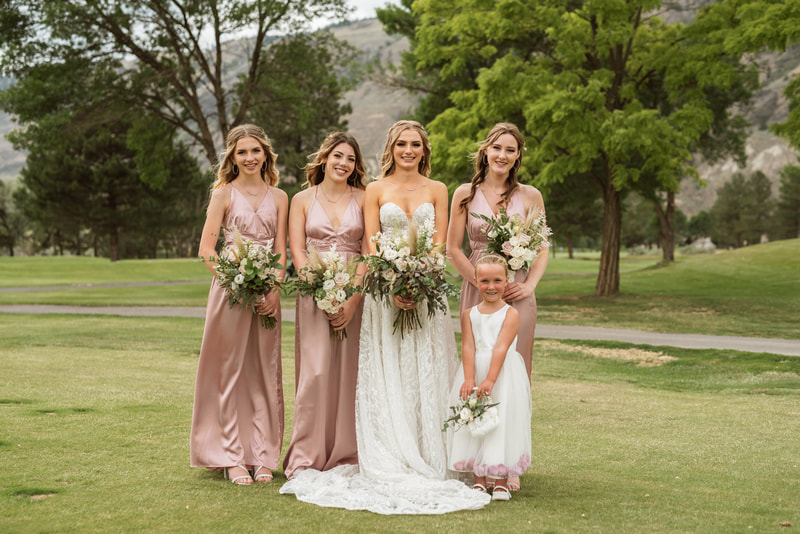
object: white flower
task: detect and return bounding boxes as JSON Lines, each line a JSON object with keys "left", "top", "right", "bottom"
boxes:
{"left": 398, "top": 246, "right": 411, "bottom": 257}
{"left": 234, "top": 273, "right": 245, "bottom": 285}
{"left": 501, "top": 241, "right": 514, "bottom": 255}
{"left": 395, "top": 258, "right": 408, "bottom": 272}
{"left": 487, "top": 228, "right": 498, "bottom": 239}
{"left": 230, "top": 282, "right": 239, "bottom": 291}
{"left": 382, "top": 269, "right": 397, "bottom": 282}
{"left": 468, "top": 397, "right": 477, "bottom": 408}
{"left": 333, "top": 272, "right": 350, "bottom": 285}
{"left": 323, "top": 279, "right": 336, "bottom": 291}
{"left": 509, "top": 257, "right": 524, "bottom": 271}
{"left": 518, "top": 233, "right": 532, "bottom": 246}
{"left": 335, "top": 289, "right": 346, "bottom": 302}
{"left": 508, "top": 235, "right": 520, "bottom": 247}
{"left": 459, "top": 407, "right": 472, "bottom": 422}
{"left": 383, "top": 248, "right": 398, "bottom": 261}
{"left": 524, "top": 248, "right": 536, "bottom": 262}
{"left": 511, "top": 245, "right": 527, "bottom": 258}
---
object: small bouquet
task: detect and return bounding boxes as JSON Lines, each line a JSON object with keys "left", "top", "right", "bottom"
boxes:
{"left": 294, "top": 244, "right": 360, "bottom": 340}
{"left": 442, "top": 391, "right": 500, "bottom": 437}
{"left": 471, "top": 208, "right": 552, "bottom": 281}
{"left": 212, "top": 227, "right": 283, "bottom": 329}
{"left": 361, "top": 217, "right": 458, "bottom": 338}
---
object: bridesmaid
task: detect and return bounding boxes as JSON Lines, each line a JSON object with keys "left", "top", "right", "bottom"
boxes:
{"left": 191, "top": 124, "right": 288, "bottom": 485}
{"left": 282, "top": 132, "right": 367, "bottom": 480}
{"left": 446, "top": 122, "right": 548, "bottom": 491}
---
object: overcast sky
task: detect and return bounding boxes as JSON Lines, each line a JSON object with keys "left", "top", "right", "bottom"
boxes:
{"left": 348, "top": 0, "right": 397, "bottom": 19}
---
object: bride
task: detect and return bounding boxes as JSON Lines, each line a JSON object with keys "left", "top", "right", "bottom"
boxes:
{"left": 280, "top": 121, "right": 490, "bottom": 514}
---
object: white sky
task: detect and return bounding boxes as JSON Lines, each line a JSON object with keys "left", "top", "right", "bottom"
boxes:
{"left": 348, "top": 0, "right": 398, "bottom": 19}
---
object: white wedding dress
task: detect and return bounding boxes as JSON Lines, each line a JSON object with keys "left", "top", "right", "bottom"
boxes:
{"left": 280, "top": 202, "right": 491, "bottom": 514}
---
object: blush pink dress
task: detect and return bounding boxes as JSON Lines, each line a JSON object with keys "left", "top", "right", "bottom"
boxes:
{"left": 190, "top": 185, "right": 284, "bottom": 471}
{"left": 460, "top": 189, "right": 537, "bottom": 377}
{"left": 283, "top": 193, "right": 364, "bottom": 478}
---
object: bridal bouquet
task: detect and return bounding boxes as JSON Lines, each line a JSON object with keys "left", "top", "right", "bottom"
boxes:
{"left": 442, "top": 392, "right": 500, "bottom": 437}
{"left": 213, "top": 227, "right": 283, "bottom": 329}
{"left": 361, "top": 217, "right": 458, "bottom": 338}
{"left": 294, "top": 244, "right": 360, "bottom": 340}
{"left": 471, "top": 208, "right": 552, "bottom": 281}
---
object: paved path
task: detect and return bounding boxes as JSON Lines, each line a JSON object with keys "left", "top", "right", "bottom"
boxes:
{"left": 2, "top": 304, "right": 798, "bottom": 357}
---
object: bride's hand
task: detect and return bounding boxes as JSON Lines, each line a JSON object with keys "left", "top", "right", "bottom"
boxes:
{"left": 476, "top": 379, "right": 495, "bottom": 398}
{"left": 391, "top": 294, "right": 417, "bottom": 310}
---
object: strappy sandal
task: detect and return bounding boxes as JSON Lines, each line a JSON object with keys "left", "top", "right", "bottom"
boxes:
{"left": 508, "top": 475, "right": 521, "bottom": 491}
{"left": 252, "top": 466, "right": 273, "bottom": 483}
{"left": 492, "top": 485, "right": 511, "bottom": 501}
{"left": 223, "top": 465, "right": 253, "bottom": 485}
{"left": 472, "top": 483, "right": 488, "bottom": 493}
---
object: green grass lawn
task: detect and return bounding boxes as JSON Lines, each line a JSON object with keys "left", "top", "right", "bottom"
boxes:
{"left": 1, "top": 315, "right": 797, "bottom": 533}
{"left": 1, "top": 239, "right": 798, "bottom": 339}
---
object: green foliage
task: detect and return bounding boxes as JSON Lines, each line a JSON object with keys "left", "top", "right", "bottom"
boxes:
{"left": 710, "top": 171, "right": 774, "bottom": 248}
{"left": 240, "top": 31, "right": 359, "bottom": 196}
{"left": 0, "top": 180, "right": 27, "bottom": 256}
{"left": 774, "top": 164, "right": 800, "bottom": 239}
{"left": 410, "top": 0, "right": 756, "bottom": 295}
{"left": 688, "top": 210, "right": 713, "bottom": 240}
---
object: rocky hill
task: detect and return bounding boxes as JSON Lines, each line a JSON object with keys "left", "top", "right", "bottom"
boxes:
{"left": 2, "top": 17, "right": 798, "bottom": 215}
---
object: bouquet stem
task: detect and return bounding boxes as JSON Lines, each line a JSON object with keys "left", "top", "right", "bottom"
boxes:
{"left": 260, "top": 314, "right": 277, "bottom": 330}
{"left": 330, "top": 324, "right": 347, "bottom": 341}
{"left": 392, "top": 308, "right": 422, "bottom": 339}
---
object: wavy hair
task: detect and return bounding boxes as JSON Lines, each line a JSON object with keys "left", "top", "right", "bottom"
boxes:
{"left": 379, "top": 120, "right": 431, "bottom": 178}
{"left": 458, "top": 122, "right": 525, "bottom": 213}
{"left": 211, "top": 124, "right": 279, "bottom": 190}
{"left": 304, "top": 131, "right": 366, "bottom": 190}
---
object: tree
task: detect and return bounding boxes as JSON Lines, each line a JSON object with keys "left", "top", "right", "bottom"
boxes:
{"left": 241, "top": 31, "right": 359, "bottom": 195}
{"left": 414, "top": 0, "right": 754, "bottom": 295}
{"left": 2, "top": 56, "right": 207, "bottom": 260}
{"left": 0, "top": 180, "right": 27, "bottom": 256}
{"left": 710, "top": 171, "right": 774, "bottom": 248}
{"left": 774, "top": 164, "right": 800, "bottom": 239}
{"left": 0, "top": 0, "right": 350, "bottom": 166}
{"left": 688, "top": 210, "right": 713, "bottom": 241}
{"left": 546, "top": 173, "right": 603, "bottom": 259}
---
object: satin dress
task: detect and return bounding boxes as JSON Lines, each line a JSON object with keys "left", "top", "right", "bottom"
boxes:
{"left": 460, "top": 189, "right": 538, "bottom": 377}
{"left": 190, "top": 185, "right": 284, "bottom": 471}
{"left": 283, "top": 193, "right": 364, "bottom": 478}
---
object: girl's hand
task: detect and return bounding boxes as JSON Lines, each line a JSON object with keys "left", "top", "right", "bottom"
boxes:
{"left": 503, "top": 281, "right": 534, "bottom": 302}
{"left": 391, "top": 294, "right": 417, "bottom": 310}
{"left": 459, "top": 379, "right": 476, "bottom": 400}
{"left": 256, "top": 289, "right": 280, "bottom": 317}
{"left": 327, "top": 297, "right": 361, "bottom": 330}
{"left": 476, "top": 379, "right": 495, "bottom": 398}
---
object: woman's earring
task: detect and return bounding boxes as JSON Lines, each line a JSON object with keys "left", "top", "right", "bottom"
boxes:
{"left": 261, "top": 161, "right": 267, "bottom": 172}
{"left": 232, "top": 164, "right": 239, "bottom": 176}
{"left": 482, "top": 154, "right": 488, "bottom": 166}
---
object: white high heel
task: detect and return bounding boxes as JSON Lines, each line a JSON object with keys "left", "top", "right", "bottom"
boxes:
{"left": 223, "top": 465, "right": 253, "bottom": 485}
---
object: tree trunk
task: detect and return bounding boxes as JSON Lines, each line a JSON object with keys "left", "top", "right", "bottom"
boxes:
{"left": 653, "top": 192, "right": 675, "bottom": 263}
{"left": 109, "top": 228, "right": 120, "bottom": 262}
{"left": 596, "top": 181, "right": 621, "bottom": 296}
{"left": 567, "top": 232, "right": 574, "bottom": 259}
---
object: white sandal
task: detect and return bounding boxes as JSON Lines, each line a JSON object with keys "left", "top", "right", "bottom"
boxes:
{"left": 492, "top": 485, "right": 511, "bottom": 501}
{"left": 472, "top": 483, "right": 488, "bottom": 493}
{"left": 253, "top": 465, "right": 273, "bottom": 483}
{"left": 223, "top": 465, "right": 253, "bottom": 485}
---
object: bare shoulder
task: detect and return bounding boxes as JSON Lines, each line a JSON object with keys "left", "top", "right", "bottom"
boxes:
{"left": 352, "top": 187, "right": 366, "bottom": 205}
{"left": 428, "top": 178, "right": 449, "bottom": 195}
{"left": 272, "top": 186, "right": 289, "bottom": 203}
{"left": 209, "top": 184, "right": 231, "bottom": 206}
{"left": 453, "top": 182, "right": 471, "bottom": 199}
{"left": 518, "top": 184, "right": 545, "bottom": 209}
{"left": 505, "top": 305, "right": 519, "bottom": 320}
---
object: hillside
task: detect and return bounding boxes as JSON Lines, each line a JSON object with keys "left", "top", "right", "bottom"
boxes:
{"left": 1, "top": 17, "right": 799, "bottom": 213}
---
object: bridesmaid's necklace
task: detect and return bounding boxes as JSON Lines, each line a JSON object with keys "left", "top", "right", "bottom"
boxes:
{"left": 319, "top": 184, "right": 348, "bottom": 203}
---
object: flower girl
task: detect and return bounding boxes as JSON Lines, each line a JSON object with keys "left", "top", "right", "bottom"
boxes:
{"left": 447, "top": 254, "right": 532, "bottom": 501}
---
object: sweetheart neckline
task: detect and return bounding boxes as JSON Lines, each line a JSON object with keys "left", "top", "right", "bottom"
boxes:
{"left": 381, "top": 201, "right": 433, "bottom": 220}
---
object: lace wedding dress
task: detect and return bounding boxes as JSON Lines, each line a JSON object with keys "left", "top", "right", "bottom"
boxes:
{"left": 280, "top": 202, "right": 491, "bottom": 514}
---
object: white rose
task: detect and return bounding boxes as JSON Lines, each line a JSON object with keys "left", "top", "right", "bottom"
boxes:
{"left": 234, "top": 273, "right": 245, "bottom": 285}
{"left": 398, "top": 246, "right": 411, "bottom": 257}
{"left": 395, "top": 259, "right": 408, "bottom": 272}
{"left": 383, "top": 248, "right": 398, "bottom": 261}
{"left": 382, "top": 269, "right": 397, "bottom": 282}
{"left": 511, "top": 245, "right": 526, "bottom": 258}
{"left": 335, "top": 289, "right": 347, "bottom": 302}
{"left": 509, "top": 257, "right": 524, "bottom": 271}
{"left": 333, "top": 272, "right": 350, "bottom": 285}
{"left": 518, "top": 233, "right": 532, "bottom": 246}
{"left": 322, "top": 279, "right": 336, "bottom": 291}
{"left": 508, "top": 235, "right": 519, "bottom": 247}
{"left": 459, "top": 407, "right": 472, "bottom": 422}
{"left": 524, "top": 248, "right": 536, "bottom": 262}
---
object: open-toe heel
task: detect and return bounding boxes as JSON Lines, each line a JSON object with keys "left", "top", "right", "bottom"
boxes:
{"left": 253, "top": 466, "right": 273, "bottom": 483}
{"left": 223, "top": 465, "right": 253, "bottom": 485}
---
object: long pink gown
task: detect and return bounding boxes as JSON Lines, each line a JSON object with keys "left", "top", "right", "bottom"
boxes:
{"left": 460, "top": 189, "right": 537, "bottom": 377}
{"left": 283, "top": 194, "right": 364, "bottom": 478}
{"left": 190, "top": 185, "right": 284, "bottom": 470}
